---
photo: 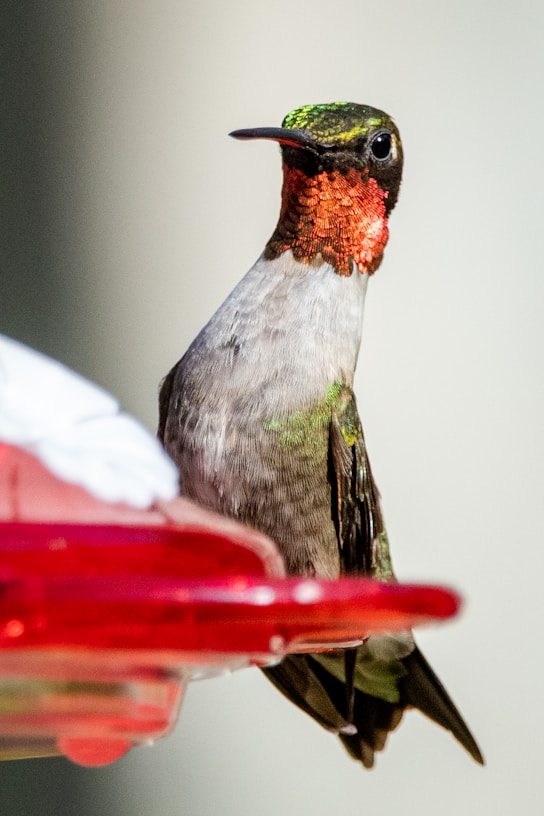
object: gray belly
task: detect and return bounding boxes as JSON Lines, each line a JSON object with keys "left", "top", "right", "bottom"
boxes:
{"left": 168, "top": 400, "right": 340, "bottom": 578}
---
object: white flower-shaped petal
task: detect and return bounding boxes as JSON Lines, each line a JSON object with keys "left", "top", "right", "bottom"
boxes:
{"left": 0, "top": 335, "right": 179, "bottom": 508}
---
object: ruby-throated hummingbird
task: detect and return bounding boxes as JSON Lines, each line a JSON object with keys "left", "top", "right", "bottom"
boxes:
{"left": 158, "top": 102, "right": 483, "bottom": 768}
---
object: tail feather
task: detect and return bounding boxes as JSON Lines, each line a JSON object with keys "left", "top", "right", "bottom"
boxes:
{"left": 344, "top": 647, "right": 357, "bottom": 722}
{"left": 310, "top": 655, "right": 406, "bottom": 768}
{"left": 263, "top": 656, "right": 353, "bottom": 734}
{"left": 400, "top": 646, "right": 484, "bottom": 765}
{"left": 264, "top": 654, "right": 405, "bottom": 769}
{"left": 262, "top": 642, "right": 483, "bottom": 769}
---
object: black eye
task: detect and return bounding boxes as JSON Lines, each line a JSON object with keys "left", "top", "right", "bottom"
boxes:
{"left": 370, "top": 131, "right": 392, "bottom": 161}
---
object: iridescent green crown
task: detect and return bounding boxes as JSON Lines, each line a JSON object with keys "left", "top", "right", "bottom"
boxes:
{"left": 282, "top": 102, "right": 389, "bottom": 146}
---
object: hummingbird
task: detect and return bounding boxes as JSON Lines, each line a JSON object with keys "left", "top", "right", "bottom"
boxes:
{"left": 158, "top": 102, "right": 483, "bottom": 768}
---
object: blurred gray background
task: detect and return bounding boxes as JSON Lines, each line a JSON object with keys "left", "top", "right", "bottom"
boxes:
{"left": 1, "top": 1, "right": 542, "bottom": 813}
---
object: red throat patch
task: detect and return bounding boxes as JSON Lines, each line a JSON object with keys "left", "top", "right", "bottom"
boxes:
{"left": 264, "top": 166, "right": 389, "bottom": 276}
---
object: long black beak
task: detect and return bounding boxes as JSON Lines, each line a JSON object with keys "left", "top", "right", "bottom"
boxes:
{"left": 229, "top": 126, "right": 329, "bottom": 152}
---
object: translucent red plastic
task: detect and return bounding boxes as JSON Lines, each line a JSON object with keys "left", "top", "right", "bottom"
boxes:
{"left": 0, "top": 520, "right": 459, "bottom": 654}
{"left": 0, "top": 445, "right": 461, "bottom": 766}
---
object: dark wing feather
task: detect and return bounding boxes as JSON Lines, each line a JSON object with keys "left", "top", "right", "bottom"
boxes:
{"left": 328, "top": 388, "right": 385, "bottom": 721}
{"left": 329, "top": 386, "right": 385, "bottom": 578}
{"left": 157, "top": 365, "right": 177, "bottom": 443}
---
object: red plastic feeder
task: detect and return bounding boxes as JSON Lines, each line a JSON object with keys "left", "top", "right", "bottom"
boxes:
{"left": 0, "top": 444, "right": 460, "bottom": 766}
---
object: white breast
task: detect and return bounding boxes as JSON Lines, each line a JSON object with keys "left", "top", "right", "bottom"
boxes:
{"left": 184, "top": 250, "right": 368, "bottom": 414}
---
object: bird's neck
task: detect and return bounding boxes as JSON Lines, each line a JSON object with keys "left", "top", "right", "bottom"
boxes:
{"left": 264, "top": 165, "right": 390, "bottom": 277}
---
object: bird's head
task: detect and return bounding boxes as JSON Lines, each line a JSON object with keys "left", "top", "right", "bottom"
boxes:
{"left": 230, "top": 102, "right": 403, "bottom": 276}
